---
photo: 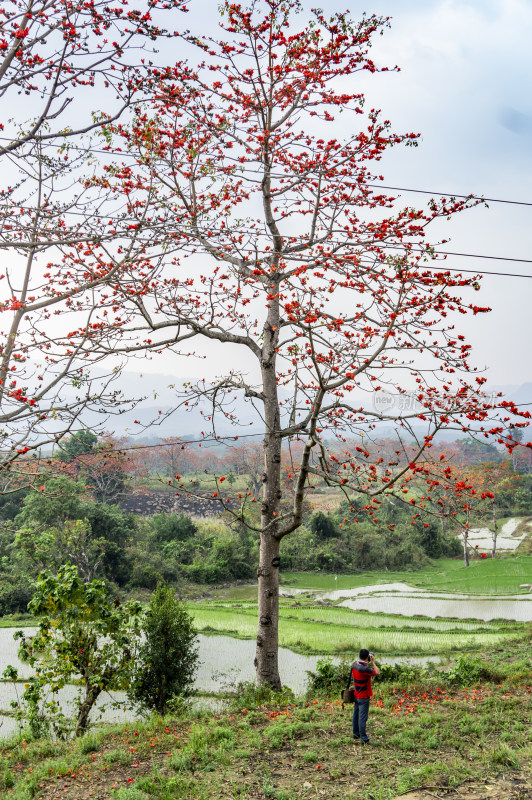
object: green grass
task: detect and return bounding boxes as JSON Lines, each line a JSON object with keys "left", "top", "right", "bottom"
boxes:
{"left": 208, "top": 599, "right": 520, "bottom": 631}
{"left": 187, "top": 555, "right": 532, "bottom": 658}
{"left": 281, "top": 553, "right": 532, "bottom": 595}
{"left": 0, "top": 615, "right": 37, "bottom": 628}
{"left": 1, "top": 682, "right": 530, "bottom": 800}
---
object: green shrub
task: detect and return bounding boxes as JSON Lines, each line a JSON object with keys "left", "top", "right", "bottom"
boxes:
{"left": 1, "top": 768, "right": 15, "bottom": 790}
{"left": 129, "top": 583, "right": 199, "bottom": 714}
{"left": 150, "top": 513, "right": 197, "bottom": 543}
{"left": 445, "top": 655, "right": 492, "bottom": 686}
{"left": 378, "top": 662, "right": 427, "bottom": 685}
{"left": 0, "top": 575, "right": 33, "bottom": 615}
{"left": 306, "top": 656, "right": 351, "bottom": 695}
{"left": 78, "top": 731, "right": 102, "bottom": 754}
{"left": 229, "top": 681, "right": 295, "bottom": 711}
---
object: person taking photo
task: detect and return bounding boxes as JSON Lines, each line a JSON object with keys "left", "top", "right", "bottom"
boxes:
{"left": 351, "top": 648, "right": 380, "bottom": 744}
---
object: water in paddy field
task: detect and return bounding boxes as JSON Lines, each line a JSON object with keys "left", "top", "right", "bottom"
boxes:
{"left": 0, "top": 631, "right": 439, "bottom": 740}
{"left": 467, "top": 518, "right": 530, "bottom": 551}
{"left": 281, "top": 582, "right": 532, "bottom": 622}
{"left": 337, "top": 593, "right": 532, "bottom": 622}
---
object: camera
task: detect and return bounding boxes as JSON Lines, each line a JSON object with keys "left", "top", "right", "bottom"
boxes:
{"left": 369, "top": 652, "right": 374, "bottom": 659}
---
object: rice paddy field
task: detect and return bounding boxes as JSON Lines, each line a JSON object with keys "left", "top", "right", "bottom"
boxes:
{"left": 194, "top": 555, "right": 532, "bottom": 658}
{"left": 189, "top": 601, "right": 523, "bottom": 656}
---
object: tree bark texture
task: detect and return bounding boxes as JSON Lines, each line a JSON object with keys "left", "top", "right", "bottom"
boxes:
{"left": 255, "top": 291, "right": 283, "bottom": 689}
{"left": 75, "top": 686, "right": 101, "bottom": 737}
{"left": 491, "top": 506, "right": 498, "bottom": 558}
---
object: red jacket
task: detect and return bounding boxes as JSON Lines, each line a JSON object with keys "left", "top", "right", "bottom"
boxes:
{"left": 351, "top": 660, "right": 376, "bottom": 699}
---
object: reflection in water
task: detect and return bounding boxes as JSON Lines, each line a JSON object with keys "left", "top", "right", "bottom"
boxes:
{"left": 0, "top": 631, "right": 439, "bottom": 740}
{"left": 335, "top": 590, "right": 532, "bottom": 622}
{"left": 282, "top": 583, "right": 532, "bottom": 622}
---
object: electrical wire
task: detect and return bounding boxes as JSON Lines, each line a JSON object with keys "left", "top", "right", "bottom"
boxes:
{"left": 2, "top": 209, "right": 532, "bottom": 274}
{"left": 2, "top": 134, "right": 531, "bottom": 208}
{"left": 34, "top": 398, "right": 532, "bottom": 457}
{"left": 366, "top": 184, "right": 532, "bottom": 208}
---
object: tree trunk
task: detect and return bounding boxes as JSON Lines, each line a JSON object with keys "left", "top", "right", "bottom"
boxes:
{"left": 255, "top": 288, "right": 283, "bottom": 689}
{"left": 75, "top": 686, "right": 101, "bottom": 737}
{"left": 491, "top": 505, "right": 498, "bottom": 558}
{"left": 255, "top": 520, "right": 282, "bottom": 688}
{"left": 462, "top": 530, "right": 469, "bottom": 567}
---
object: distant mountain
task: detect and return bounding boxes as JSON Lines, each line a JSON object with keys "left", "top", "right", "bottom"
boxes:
{"left": 58, "top": 371, "right": 532, "bottom": 441}
{"left": 508, "top": 383, "right": 532, "bottom": 406}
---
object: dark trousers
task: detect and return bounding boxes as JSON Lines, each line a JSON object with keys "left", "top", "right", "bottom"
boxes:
{"left": 352, "top": 697, "right": 370, "bottom": 742}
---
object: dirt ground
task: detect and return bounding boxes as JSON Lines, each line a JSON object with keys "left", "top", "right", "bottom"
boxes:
{"left": 395, "top": 775, "right": 532, "bottom": 800}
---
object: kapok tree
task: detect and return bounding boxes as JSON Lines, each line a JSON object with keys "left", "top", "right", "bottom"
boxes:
{"left": 413, "top": 462, "right": 493, "bottom": 567}
{"left": 99, "top": 0, "right": 529, "bottom": 687}
{"left": 0, "top": 0, "right": 189, "bottom": 157}
{"left": 0, "top": 0, "right": 188, "bottom": 481}
{"left": 468, "top": 460, "right": 521, "bottom": 557}
{"left": 57, "top": 432, "right": 145, "bottom": 503}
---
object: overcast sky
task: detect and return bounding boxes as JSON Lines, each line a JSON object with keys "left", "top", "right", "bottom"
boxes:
{"left": 135, "top": 0, "right": 531, "bottom": 390}
{"left": 329, "top": 0, "right": 532, "bottom": 389}
{"left": 6, "top": 0, "right": 530, "bottom": 394}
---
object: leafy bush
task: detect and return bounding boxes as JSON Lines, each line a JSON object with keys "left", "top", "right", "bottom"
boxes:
{"left": 306, "top": 656, "right": 352, "bottom": 695}
{"left": 11, "top": 565, "right": 142, "bottom": 737}
{"left": 129, "top": 583, "right": 199, "bottom": 714}
{"left": 309, "top": 512, "right": 338, "bottom": 540}
{"left": 445, "top": 654, "right": 493, "bottom": 686}
{"left": 150, "top": 513, "right": 197, "bottom": 543}
{"left": 229, "top": 681, "right": 295, "bottom": 711}
{"left": 377, "top": 662, "right": 427, "bottom": 685}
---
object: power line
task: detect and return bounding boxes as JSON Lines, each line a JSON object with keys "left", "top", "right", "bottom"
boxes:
{"left": 2, "top": 134, "right": 531, "bottom": 208}
{"left": 366, "top": 184, "right": 532, "bottom": 208}
{"left": 2, "top": 206, "right": 532, "bottom": 272}
{"left": 43, "top": 400, "right": 532, "bottom": 458}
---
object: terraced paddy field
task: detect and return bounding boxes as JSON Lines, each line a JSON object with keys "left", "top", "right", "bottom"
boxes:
{"left": 195, "top": 556, "right": 532, "bottom": 658}
{"left": 190, "top": 601, "right": 525, "bottom": 656}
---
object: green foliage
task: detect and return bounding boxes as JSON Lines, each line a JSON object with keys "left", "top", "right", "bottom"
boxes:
{"left": 16, "top": 519, "right": 107, "bottom": 583}
{"left": 414, "top": 520, "right": 462, "bottom": 558}
{"left": 446, "top": 654, "right": 493, "bottom": 686}
{"left": 229, "top": 680, "right": 296, "bottom": 711}
{"left": 0, "top": 573, "right": 33, "bottom": 614}
{"left": 9, "top": 564, "right": 142, "bottom": 737}
{"left": 84, "top": 502, "right": 135, "bottom": 585}
{"left": 129, "top": 583, "right": 199, "bottom": 714}
{"left": 57, "top": 430, "right": 98, "bottom": 460}
{"left": 11, "top": 475, "right": 135, "bottom": 587}
{"left": 15, "top": 476, "right": 88, "bottom": 528}
{"left": 0, "top": 487, "right": 29, "bottom": 521}
{"left": 309, "top": 512, "right": 338, "bottom": 540}
{"left": 78, "top": 731, "right": 103, "bottom": 754}
{"left": 150, "top": 512, "right": 197, "bottom": 543}
{"left": 178, "top": 520, "right": 256, "bottom": 583}
{"left": 377, "top": 662, "right": 427, "bottom": 685}
{"left": 306, "top": 656, "right": 352, "bottom": 694}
